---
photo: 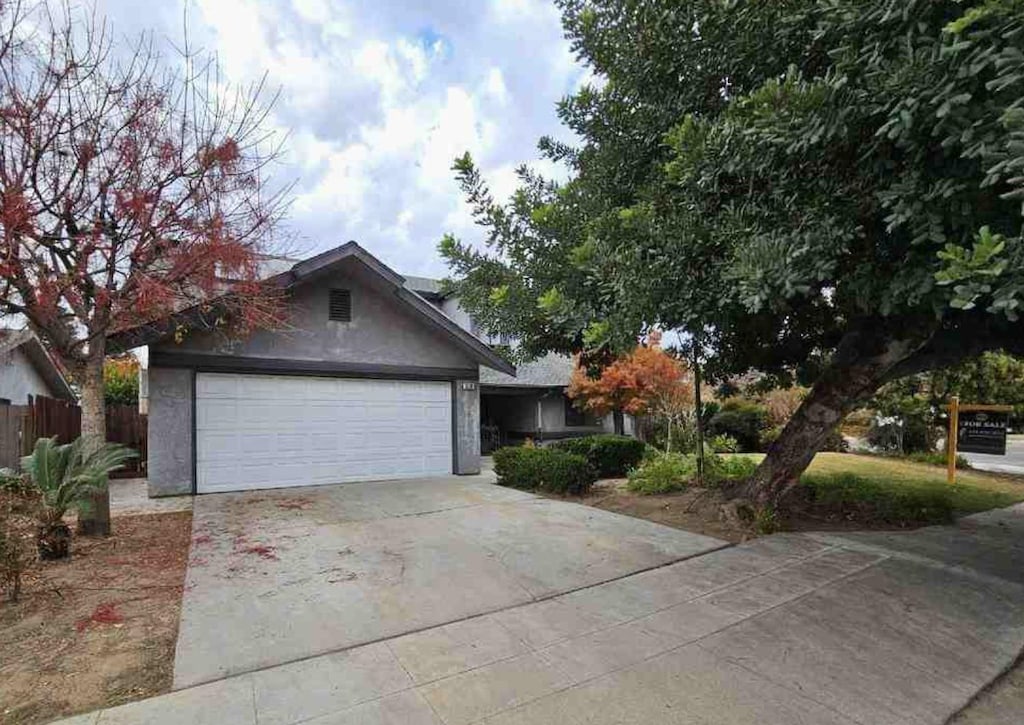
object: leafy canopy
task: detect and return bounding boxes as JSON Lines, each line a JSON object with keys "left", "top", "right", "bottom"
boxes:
{"left": 440, "top": 0, "right": 1024, "bottom": 382}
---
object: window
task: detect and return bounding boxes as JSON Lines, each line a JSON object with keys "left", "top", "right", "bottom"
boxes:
{"left": 329, "top": 289, "right": 351, "bottom": 321}
{"left": 564, "top": 395, "right": 597, "bottom": 427}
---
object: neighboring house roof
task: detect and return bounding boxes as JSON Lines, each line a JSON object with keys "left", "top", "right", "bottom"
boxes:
{"left": 0, "top": 329, "right": 76, "bottom": 400}
{"left": 403, "top": 276, "right": 446, "bottom": 302}
{"left": 481, "top": 352, "right": 575, "bottom": 388}
{"left": 108, "top": 242, "right": 516, "bottom": 376}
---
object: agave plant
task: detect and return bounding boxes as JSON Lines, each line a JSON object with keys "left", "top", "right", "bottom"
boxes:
{"left": 21, "top": 437, "right": 137, "bottom": 559}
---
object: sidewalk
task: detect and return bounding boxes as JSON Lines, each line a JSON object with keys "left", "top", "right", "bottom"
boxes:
{"left": 57, "top": 505, "right": 1024, "bottom": 725}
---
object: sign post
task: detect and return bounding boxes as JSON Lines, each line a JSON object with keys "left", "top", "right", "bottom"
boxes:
{"left": 947, "top": 399, "right": 1012, "bottom": 485}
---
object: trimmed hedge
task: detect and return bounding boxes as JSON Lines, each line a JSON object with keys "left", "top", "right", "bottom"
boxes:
{"left": 492, "top": 446, "right": 597, "bottom": 495}
{"left": 550, "top": 435, "right": 646, "bottom": 477}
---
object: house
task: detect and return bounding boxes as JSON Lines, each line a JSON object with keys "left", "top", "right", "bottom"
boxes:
{"left": 109, "top": 242, "right": 515, "bottom": 497}
{"left": 0, "top": 328, "right": 76, "bottom": 405}
{"left": 403, "top": 277, "right": 633, "bottom": 453}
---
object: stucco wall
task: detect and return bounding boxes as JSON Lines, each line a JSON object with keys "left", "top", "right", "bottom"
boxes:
{"left": 155, "top": 261, "right": 476, "bottom": 371}
{"left": 147, "top": 367, "right": 194, "bottom": 497}
{"left": 454, "top": 380, "right": 480, "bottom": 474}
{"left": 0, "top": 348, "right": 54, "bottom": 403}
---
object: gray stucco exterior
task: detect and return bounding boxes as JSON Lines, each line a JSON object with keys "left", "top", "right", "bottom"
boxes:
{"left": 144, "top": 252, "right": 493, "bottom": 496}
{"left": 156, "top": 262, "right": 479, "bottom": 370}
{"left": 147, "top": 367, "right": 194, "bottom": 497}
{"left": 0, "top": 347, "right": 53, "bottom": 404}
{"left": 453, "top": 380, "right": 481, "bottom": 475}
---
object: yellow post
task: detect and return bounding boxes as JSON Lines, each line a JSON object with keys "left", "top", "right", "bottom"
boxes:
{"left": 947, "top": 396, "right": 959, "bottom": 485}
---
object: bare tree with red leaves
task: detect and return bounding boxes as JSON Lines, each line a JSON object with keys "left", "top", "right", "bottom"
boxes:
{"left": 0, "top": 1, "right": 292, "bottom": 533}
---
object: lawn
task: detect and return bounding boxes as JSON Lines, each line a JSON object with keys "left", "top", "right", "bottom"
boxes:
{"left": 751, "top": 452, "right": 1024, "bottom": 515}
{"left": 577, "top": 452, "right": 1024, "bottom": 543}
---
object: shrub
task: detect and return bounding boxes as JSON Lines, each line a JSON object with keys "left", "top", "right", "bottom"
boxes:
{"left": 551, "top": 435, "right": 646, "bottom": 477}
{"left": 760, "top": 426, "right": 782, "bottom": 449}
{"left": 707, "top": 398, "right": 768, "bottom": 452}
{"left": 761, "top": 426, "right": 846, "bottom": 453}
{"left": 760, "top": 387, "right": 807, "bottom": 427}
{"left": 821, "top": 429, "right": 849, "bottom": 453}
{"left": 705, "top": 454, "right": 758, "bottom": 485}
{"left": 493, "top": 446, "right": 596, "bottom": 495}
{"left": 627, "top": 451, "right": 757, "bottom": 494}
{"left": 708, "top": 434, "right": 739, "bottom": 453}
{"left": 753, "top": 506, "right": 780, "bottom": 535}
{"left": 627, "top": 452, "right": 695, "bottom": 494}
{"left": 866, "top": 393, "right": 939, "bottom": 454}
{"left": 20, "top": 437, "right": 137, "bottom": 559}
{"left": 800, "top": 472, "right": 955, "bottom": 525}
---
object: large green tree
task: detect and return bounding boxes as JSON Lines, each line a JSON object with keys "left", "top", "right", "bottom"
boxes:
{"left": 441, "top": 0, "right": 1024, "bottom": 503}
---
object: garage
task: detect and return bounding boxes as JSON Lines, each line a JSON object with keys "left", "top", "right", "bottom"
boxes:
{"left": 196, "top": 372, "right": 453, "bottom": 493}
{"left": 123, "top": 242, "right": 515, "bottom": 498}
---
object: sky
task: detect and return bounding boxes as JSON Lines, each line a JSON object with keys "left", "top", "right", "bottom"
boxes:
{"left": 92, "top": 0, "right": 588, "bottom": 278}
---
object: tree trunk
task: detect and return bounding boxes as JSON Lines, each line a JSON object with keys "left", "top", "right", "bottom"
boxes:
{"left": 77, "top": 348, "right": 111, "bottom": 537}
{"left": 746, "top": 327, "right": 927, "bottom": 505}
{"left": 613, "top": 410, "right": 625, "bottom": 435}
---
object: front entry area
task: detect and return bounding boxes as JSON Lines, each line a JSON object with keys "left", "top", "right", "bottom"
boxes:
{"left": 195, "top": 373, "right": 453, "bottom": 493}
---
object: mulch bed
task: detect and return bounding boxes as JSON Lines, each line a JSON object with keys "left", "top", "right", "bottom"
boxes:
{"left": 0, "top": 511, "right": 192, "bottom": 724}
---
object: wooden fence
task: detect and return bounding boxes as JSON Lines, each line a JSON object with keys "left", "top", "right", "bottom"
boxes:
{"left": 0, "top": 404, "right": 24, "bottom": 469}
{"left": 0, "top": 396, "right": 147, "bottom": 476}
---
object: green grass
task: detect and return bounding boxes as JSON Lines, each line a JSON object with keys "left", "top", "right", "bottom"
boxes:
{"left": 739, "top": 452, "right": 1024, "bottom": 522}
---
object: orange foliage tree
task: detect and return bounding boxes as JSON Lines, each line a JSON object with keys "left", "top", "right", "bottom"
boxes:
{"left": 568, "top": 334, "right": 694, "bottom": 450}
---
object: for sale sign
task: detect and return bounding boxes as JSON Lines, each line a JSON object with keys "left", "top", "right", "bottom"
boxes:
{"left": 957, "top": 410, "right": 1009, "bottom": 456}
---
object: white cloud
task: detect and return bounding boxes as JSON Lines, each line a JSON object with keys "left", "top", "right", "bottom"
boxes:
{"left": 96, "top": 0, "right": 584, "bottom": 276}
{"left": 483, "top": 67, "right": 509, "bottom": 105}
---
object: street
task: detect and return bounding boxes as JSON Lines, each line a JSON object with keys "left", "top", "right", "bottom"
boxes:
{"left": 962, "top": 435, "right": 1024, "bottom": 475}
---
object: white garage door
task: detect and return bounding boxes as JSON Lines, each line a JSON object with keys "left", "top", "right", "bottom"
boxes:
{"left": 196, "top": 373, "right": 452, "bottom": 493}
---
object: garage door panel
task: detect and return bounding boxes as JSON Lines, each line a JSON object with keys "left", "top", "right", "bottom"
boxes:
{"left": 196, "top": 373, "right": 453, "bottom": 493}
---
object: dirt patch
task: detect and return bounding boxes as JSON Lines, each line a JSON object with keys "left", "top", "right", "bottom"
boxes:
{"left": 571, "top": 480, "right": 752, "bottom": 543}
{"left": 0, "top": 511, "right": 192, "bottom": 724}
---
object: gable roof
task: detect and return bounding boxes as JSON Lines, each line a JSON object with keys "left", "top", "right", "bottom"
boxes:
{"left": 0, "top": 329, "right": 76, "bottom": 400}
{"left": 109, "top": 241, "right": 516, "bottom": 376}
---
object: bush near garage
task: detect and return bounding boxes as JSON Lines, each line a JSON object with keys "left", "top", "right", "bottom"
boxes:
{"left": 492, "top": 446, "right": 597, "bottom": 495}
{"left": 550, "top": 435, "right": 646, "bottom": 477}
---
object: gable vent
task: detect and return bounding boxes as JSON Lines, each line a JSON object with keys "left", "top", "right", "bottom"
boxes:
{"left": 329, "top": 289, "right": 352, "bottom": 321}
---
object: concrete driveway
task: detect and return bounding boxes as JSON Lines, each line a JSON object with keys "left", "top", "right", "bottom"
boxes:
{"left": 173, "top": 473, "right": 726, "bottom": 688}
{"left": 60, "top": 476, "right": 1024, "bottom": 725}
